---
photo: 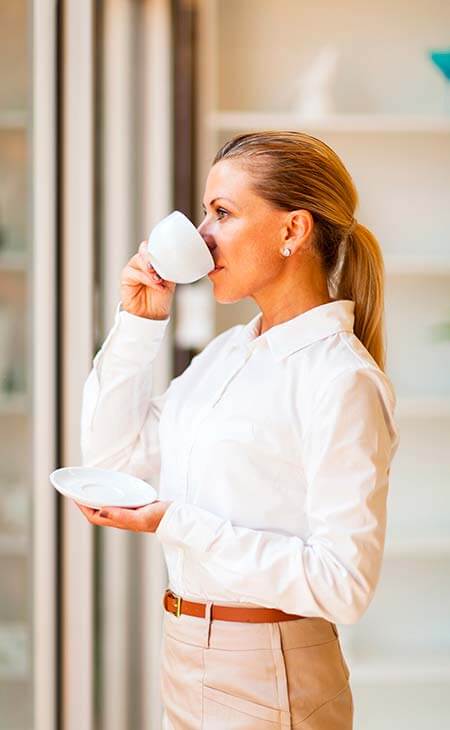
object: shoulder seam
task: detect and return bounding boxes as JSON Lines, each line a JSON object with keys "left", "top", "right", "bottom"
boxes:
{"left": 340, "top": 331, "right": 377, "bottom": 369}
{"left": 303, "top": 365, "right": 377, "bottom": 445}
{"left": 314, "top": 362, "right": 372, "bottom": 408}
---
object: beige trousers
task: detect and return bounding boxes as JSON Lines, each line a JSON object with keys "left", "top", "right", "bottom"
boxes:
{"left": 160, "top": 597, "right": 353, "bottom": 729}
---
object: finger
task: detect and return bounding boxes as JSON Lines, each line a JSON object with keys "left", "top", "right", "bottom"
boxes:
{"left": 138, "top": 241, "right": 163, "bottom": 279}
{"left": 123, "top": 265, "right": 156, "bottom": 287}
{"left": 127, "top": 250, "right": 162, "bottom": 281}
{"left": 74, "top": 501, "right": 95, "bottom": 517}
{"left": 97, "top": 507, "right": 143, "bottom": 531}
{"left": 73, "top": 501, "right": 105, "bottom": 526}
{"left": 128, "top": 247, "right": 163, "bottom": 285}
{"left": 138, "top": 240, "right": 150, "bottom": 258}
{"left": 75, "top": 501, "right": 145, "bottom": 531}
{"left": 128, "top": 246, "right": 152, "bottom": 273}
{"left": 140, "top": 262, "right": 162, "bottom": 283}
{"left": 76, "top": 506, "right": 114, "bottom": 527}
{"left": 138, "top": 241, "right": 154, "bottom": 272}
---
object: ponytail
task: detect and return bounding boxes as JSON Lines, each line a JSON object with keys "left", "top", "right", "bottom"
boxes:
{"left": 336, "top": 224, "right": 386, "bottom": 371}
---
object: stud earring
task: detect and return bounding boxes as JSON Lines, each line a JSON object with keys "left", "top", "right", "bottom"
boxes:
{"left": 281, "top": 247, "right": 291, "bottom": 257}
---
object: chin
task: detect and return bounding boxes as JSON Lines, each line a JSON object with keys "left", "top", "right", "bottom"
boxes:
{"left": 208, "top": 273, "right": 253, "bottom": 303}
{"left": 211, "top": 288, "right": 249, "bottom": 305}
{"left": 212, "top": 293, "right": 241, "bottom": 304}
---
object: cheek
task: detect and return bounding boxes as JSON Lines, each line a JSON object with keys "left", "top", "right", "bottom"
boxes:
{"left": 220, "top": 218, "right": 278, "bottom": 269}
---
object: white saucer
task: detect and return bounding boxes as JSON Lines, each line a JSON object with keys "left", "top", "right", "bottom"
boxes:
{"left": 49, "top": 466, "right": 158, "bottom": 509}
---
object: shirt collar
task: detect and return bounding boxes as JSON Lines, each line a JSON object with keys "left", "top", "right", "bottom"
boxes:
{"left": 227, "top": 299, "right": 355, "bottom": 361}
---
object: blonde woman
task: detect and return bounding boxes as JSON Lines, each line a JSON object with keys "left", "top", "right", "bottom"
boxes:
{"left": 77, "top": 131, "right": 400, "bottom": 729}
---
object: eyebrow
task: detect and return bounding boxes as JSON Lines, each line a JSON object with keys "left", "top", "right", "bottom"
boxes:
{"left": 202, "top": 197, "right": 238, "bottom": 210}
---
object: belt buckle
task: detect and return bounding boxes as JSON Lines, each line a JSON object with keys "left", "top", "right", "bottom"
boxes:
{"left": 168, "top": 590, "right": 182, "bottom": 618}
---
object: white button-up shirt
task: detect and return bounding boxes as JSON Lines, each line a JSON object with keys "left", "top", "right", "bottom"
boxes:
{"left": 81, "top": 298, "right": 400, "bottom": 624}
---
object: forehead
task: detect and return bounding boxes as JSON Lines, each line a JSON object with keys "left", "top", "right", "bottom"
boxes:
{"left": 204, "top": 159, "right": 254, "bottom": 201}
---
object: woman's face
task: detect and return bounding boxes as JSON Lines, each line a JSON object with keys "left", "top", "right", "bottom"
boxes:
{"left": 198, "top": 159, "right": 298, "bottom": 303}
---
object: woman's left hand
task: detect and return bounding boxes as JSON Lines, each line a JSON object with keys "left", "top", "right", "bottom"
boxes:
{"left": 74, "top": 499, "right": 173, "bottom": 533}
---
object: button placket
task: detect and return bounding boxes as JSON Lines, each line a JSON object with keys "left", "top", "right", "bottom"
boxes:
{"left": 210, "top": 348, "right": 253, "bottom": 409}
{"left": 183, "top": 348, "right": 254, "bottom": 502}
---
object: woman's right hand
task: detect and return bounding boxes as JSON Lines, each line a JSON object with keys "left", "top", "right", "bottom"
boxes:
{"left": 120, "top": 241, "right": 176, "bottom": 320}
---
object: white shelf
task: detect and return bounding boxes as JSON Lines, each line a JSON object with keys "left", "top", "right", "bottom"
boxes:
{"left": 348, "top": 655, "right": 450, "bottom": 684}
{"left": 0, "top": 250, "right": 27, "bottom": 272}
{"left": 208, "top": 111, "right": 450, "bottom": 134}
{"left": 396, "top": 397, "right": 450, "bottom": 419}
{"left": 384, "top": 536, "right": 450, "bottom": 558}
{"left": 0, "top": 110, "right": 28, "bottom": 130}
{"left": 384, "top": 255, "right": 450, "bottom": 276}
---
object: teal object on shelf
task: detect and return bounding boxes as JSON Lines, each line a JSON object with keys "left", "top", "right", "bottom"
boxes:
{"left": 429, "top": 49, "right": 450, "bottom": 80}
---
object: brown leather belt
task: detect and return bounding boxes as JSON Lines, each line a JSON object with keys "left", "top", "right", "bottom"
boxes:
{"left": 163, "top": 589, "right": 307, "bottom": 623}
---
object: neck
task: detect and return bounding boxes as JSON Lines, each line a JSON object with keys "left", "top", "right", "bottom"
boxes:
{"left": 252, "top": 254, "right": 334, "bottom": 335}
{"left": 255, "top": 288, "right": 334, "bottom": 336}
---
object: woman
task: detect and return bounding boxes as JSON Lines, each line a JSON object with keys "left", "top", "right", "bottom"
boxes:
{"left": 77, "top": 130, "right": 400, "bottom": 729}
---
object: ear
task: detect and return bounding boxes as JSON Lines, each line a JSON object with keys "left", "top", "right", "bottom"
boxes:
{"left": 283, "top": 209, "right": 314, "bottom": 251}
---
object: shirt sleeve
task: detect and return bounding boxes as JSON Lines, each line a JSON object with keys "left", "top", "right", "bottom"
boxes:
{"left": 80, "top": 301, "right": 172, "bottom": 485}
{"left": 155, "top": 367, "right": 401, "bottom": 624}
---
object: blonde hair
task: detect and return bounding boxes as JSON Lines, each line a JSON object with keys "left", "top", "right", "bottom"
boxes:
{"left": 213, "top": 130, "right": 387, "bottom": 372}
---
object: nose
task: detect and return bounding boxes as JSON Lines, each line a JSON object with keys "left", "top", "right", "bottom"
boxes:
{"left": 197, "top": 227, "right": 217, "bottom": 257}
{"left": 197, "top": 220, "right": 208, "bottom": 240}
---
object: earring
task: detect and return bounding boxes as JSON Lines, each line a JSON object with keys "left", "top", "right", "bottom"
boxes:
{"left": 281, "top": 247, "right": 291, "bottom": 257}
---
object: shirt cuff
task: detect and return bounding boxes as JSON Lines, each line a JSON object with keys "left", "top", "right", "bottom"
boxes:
{"left": 154, "top": 500, "right": 224, "bottom": 552}
{"left": 102, "top": 301, "right": 171, "bottom": 364}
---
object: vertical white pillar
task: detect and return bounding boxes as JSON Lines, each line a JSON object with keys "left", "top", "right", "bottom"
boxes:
{"left": 61, "top": 1, "right": 95, "bottom": 729}
{"left": 138, "top": 1, "right": 174, "bottom": 728}
{"left": 100, "top": 1, "right": 134, "bottom": 728}
{"left": 32, "top": 1, "right": 57, "bottom": 729}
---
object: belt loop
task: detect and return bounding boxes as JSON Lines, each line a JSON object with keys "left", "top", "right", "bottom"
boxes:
{"left": 204, "top": 600, "right": 213, "bottom": 648}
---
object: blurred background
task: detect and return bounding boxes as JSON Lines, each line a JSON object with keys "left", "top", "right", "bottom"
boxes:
{"left": 0, "top": 1, "right": 449, "bottom": 729}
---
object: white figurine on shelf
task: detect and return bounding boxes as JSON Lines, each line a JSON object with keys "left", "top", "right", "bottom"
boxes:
{"left": 290, "top": 45, "right": 340, "bottom": 117}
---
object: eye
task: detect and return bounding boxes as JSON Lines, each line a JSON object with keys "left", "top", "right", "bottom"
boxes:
{"left": 216, "top": 207, "right": 228, "bottom": 219}
{"left": 201, "top": 207, "right": 229, "bottom": 220}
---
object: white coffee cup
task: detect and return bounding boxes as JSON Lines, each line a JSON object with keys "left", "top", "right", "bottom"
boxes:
{"left": 146, "top": 210, "right": 215, "bottom": 283}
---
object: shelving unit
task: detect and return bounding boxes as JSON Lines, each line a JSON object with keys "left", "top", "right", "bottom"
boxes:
{"left": 195, "top": 1, "right": 450, "bottom": 727}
